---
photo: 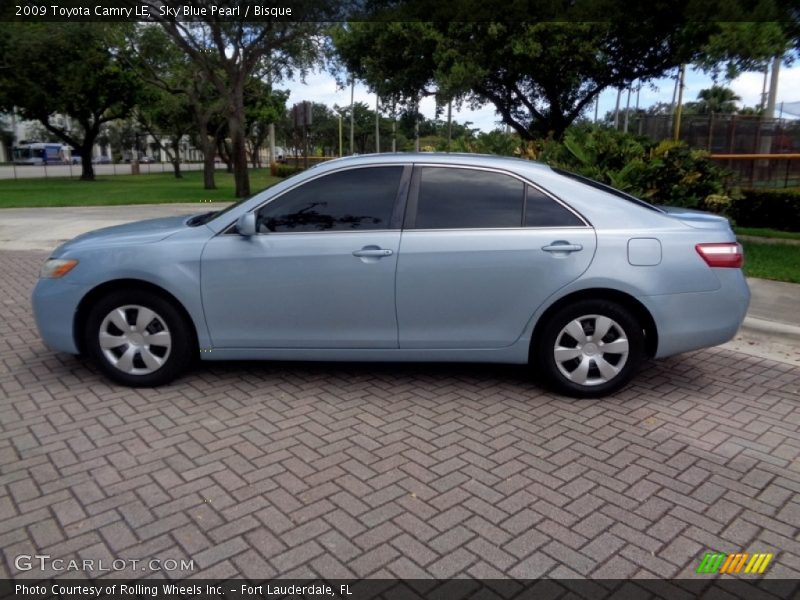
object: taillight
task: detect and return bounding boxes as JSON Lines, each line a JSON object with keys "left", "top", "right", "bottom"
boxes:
{"left": 695, "top": 242, "right": 743, "bottom": 268}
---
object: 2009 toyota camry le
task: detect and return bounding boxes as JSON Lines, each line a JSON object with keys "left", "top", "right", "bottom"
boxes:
{"left": 32, "top": 153, "right": 750, "bottom": 398}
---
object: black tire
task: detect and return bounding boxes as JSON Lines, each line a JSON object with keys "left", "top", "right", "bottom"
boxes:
{"left": 533, "top": 299, "right": 645, "bottom": 398}
{"left": 84, "top": 290, "right": 195, "bottom": 387}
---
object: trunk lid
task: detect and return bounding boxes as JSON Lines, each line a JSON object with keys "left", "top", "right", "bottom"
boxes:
{"left": 657, "top": 205, "right": 733, "bottom": 231}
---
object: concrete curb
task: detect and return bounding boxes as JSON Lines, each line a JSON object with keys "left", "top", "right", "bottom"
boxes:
{"left": 740, "top": 316, "right": 800, "bottom": 343}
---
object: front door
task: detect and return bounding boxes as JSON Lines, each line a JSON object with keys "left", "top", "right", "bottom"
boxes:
{"left": 201, "top": 165, "right": 407, "bottom": 349}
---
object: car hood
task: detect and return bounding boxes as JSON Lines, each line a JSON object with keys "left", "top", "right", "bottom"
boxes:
{"left": 52, "top": 215, "right": 190, "bottom": 256}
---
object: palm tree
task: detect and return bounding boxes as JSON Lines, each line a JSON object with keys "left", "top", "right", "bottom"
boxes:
{"left": 690, "top": 86, "right": 741, "bottom": 114}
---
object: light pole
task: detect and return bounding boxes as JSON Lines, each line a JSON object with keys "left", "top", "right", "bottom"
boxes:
{"left": 375, "top": 94, "right": 380, "bottom": 154}
{"left": 349, "top": 78, "right": 355, "bottom": 155}
{"left": 673, "top": 64, "right": 686, "bottom": 142}
{"left": 338, "top": 112, "right": 343, "bottom": 158}
{"left": 131, "top": 130, "right": 140, "bottom": 175}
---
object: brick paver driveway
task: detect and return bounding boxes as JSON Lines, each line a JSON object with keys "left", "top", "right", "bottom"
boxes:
{"left": 1, "top": 250, "right": 799, "bottom": 580}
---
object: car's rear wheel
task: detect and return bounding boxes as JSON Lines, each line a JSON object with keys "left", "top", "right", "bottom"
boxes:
{"left": 534, "top": 300, "right": 644, "bottom": 398}
{"left": 85, "top": 290, "right": 194, "bottom": 387}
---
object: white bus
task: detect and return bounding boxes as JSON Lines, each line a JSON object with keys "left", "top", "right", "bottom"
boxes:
{"left": 12, "top": 142, "right": 72, "bottom": 165}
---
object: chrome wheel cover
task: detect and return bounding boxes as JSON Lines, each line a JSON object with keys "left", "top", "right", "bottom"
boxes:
{"left": 553, "top": 314, "right": 630, "bottom": 387}
{"left": 98, "top": 305, "right": 172, "bottom": 375}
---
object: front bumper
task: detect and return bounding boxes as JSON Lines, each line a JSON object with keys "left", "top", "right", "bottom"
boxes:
{"left": 32, "top": 278, "right": 87, "bottom": 355}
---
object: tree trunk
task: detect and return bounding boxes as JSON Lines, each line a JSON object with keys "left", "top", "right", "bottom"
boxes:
{"left": 216, "top": 134, "right": 232, "bottom": 173}
{"left": 81, "top": 140, "right": 94, "bottom": 181}
{"left": 191, "top": 106, "right": 216, "bottom": 189}
{"left": 203, "top": 142, "right": 216, "bottom": 190}
{"left": 79, "top": 137, "right": 96, "bottom": 181}
{"left": 228, "top": 111, "right": 250, "bottom": 197}
{"left": 527, "top": 113, "right": 570, "bottom": 141}
{"left": 216, "top": 78, "right": 249, "bottom": 197}
{"left": 250, "top": 140, "right": 262, "bottom": 169}
{"left": 170, "top": 137, "right": 182, "bottom": 179}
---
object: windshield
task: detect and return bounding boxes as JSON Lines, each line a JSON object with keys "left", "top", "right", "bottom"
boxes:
{"left": 551, "top": 168, "right": 664, "bottom": 213}
{"left": 188, "top": 163, "right": 315, "bottom": 227}
{"left": 187, "top": 192, "right": 255, "bottom": 227}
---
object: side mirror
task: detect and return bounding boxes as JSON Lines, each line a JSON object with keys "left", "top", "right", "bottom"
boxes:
{"left": 236, "top": 213, "right": 257, "bottom": 236}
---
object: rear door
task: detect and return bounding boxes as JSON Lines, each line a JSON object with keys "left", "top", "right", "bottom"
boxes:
{"left": 396, "top": 165, "right": 596, "bottom": 349}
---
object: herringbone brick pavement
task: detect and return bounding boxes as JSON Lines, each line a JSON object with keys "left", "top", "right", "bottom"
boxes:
{"left": 1, "top": 250, "right": 799, "bottom": 579}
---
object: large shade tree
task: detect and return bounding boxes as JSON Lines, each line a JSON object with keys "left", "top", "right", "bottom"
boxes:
{"left": 136, "top": 87, "right": 196, "bottom": 178}
{"left": 128, "top": 24, "right": 228, "bottom": 189}
{"left": 696, "top": 21, "right": 797, "bottom": 79}
{"left": 137, "top": 0, "right": 326, "bottom": 196}
{"left": 330, "top": 21, "right": 439, "bottom": 149}
{"left": 333, "top": 0, "right": 797, "bottom": 140}
{"left": 0, "top": 23, "right": 140, "bottom": 179}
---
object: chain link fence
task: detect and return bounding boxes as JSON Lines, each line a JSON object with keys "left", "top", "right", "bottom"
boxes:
{"left": 628, "top": 114, "right": 800, "bottom": 188}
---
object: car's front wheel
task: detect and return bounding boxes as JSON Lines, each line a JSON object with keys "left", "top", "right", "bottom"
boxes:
{"left": 535, "top": 300, "right": 645, "bottom": 398}
{"left": 85, "top": 290, "right": 194, "bottom": 387}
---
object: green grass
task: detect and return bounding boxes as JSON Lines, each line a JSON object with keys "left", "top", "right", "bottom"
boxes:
{"left": 735, "top": 227, "right": 800, "bottom": 241}
{"left": 741, "top": 240, "right": 800, "bottom": 284}
{"left": 0, "top": 169, "right": 281, "bottom": 208}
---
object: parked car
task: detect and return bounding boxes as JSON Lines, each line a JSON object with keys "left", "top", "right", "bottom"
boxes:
{"left": 32, "top": 154, "right": 749, "bottom": 397}
{"left": 92, "top": 156, "right": 112, "bottom": 164}
{"left": 140, "top": 156, "right": 155, "bottom": 164}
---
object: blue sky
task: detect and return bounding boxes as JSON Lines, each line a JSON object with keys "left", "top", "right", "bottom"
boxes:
{"left": 281, "top": 63, "right": 800, "bottom": 132}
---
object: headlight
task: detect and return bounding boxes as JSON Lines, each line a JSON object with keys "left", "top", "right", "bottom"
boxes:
{"left": 40, "top": 258, "right": 79, "bottom": 279}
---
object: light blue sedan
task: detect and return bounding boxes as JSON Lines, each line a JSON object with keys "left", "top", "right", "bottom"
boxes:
{"left": 32, "top": 154, "right": 749, "bottom": 397}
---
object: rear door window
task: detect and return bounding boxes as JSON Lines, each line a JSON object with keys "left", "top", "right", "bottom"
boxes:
{"left": 524, "top": 185, "right": 585, "bottom": 227}
{"left": 412, "top": 167, "right": 524, "bottom": 229}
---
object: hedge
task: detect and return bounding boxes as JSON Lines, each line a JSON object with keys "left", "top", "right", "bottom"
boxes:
{"left": 270, "top": 162, "right": 303, "bottom": 178}
{"left": 727, "top": 189, "right": 800, "bottom": 232}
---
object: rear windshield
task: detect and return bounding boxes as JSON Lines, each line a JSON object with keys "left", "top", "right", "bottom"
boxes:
{"left": 551, "top": 168, "right": 664, "bottom": 213}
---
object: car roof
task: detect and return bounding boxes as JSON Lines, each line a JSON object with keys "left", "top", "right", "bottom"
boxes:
{"left": 316, "top": 152, "right": 554, "bottom": 173}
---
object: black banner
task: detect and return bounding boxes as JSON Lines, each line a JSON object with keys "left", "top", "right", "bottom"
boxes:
{"left": 1, "top": 0, "right": 797, "bottom": 22}
{"left": 2, "top": 580, "right": 800, "bottom": 600}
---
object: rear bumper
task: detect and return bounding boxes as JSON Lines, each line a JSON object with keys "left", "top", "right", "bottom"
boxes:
{"left": 642, "top": 269, "right": 750, "bottom": 359}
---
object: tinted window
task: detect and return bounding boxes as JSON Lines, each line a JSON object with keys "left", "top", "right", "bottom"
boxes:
{"left": 414, "top": 167, "right": 524, "bottom": 229}
{"left": 525, "top": 186, "right": 584, "bottom": 227}
{"left": 257, "top": 166, "right": 402, "bottom": 232}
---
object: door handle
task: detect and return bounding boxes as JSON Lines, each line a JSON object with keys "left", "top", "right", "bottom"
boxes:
{"left": 542, "top": 242, "right": 583, "bottom": 253}
{"left": 352, "top": 248, "right": 393, "bottom": 258}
